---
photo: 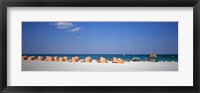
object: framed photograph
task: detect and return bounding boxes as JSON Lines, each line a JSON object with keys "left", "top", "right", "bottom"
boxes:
{"left": 0, "top": 0, "right": 200, "bottom": 93}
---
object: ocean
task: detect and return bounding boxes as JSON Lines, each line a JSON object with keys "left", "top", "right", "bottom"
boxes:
{"left": 22, "top": 54, "right": 178, "bottom": 62}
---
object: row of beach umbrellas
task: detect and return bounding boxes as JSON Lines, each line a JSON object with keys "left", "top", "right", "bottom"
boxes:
{"left": 22, "top": 56, "right": 125, "bottom": 64}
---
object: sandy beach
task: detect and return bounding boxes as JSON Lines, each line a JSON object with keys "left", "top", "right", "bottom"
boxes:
{"left": 22, "top": 60, "right": 178, "bottom": 71}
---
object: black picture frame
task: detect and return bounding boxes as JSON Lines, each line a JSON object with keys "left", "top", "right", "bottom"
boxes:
{"left": 0, "top": 0, "right": 200, "bottom": 93}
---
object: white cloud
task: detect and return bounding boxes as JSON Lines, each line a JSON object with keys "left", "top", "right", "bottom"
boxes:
{"left": 51, "top": 22, "right": 82, "bottom": 32}
{"left": 69, "top": 27, "right": 81, "bottom": 32}
{"left": 53, "top": 22, "right": 73, "bottom": 29}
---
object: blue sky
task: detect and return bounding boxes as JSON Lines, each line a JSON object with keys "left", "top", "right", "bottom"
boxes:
{"left": 22, "top": 22, "right": 178, "bottom": 54}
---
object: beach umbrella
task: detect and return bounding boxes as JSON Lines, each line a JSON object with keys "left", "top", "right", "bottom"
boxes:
{"left": 72, "top": 57, "right": 78, "bottom": 62}
{"left": 22, "top": 56, "right": 28, "bottom": 60}
{"left": 63, "top": 56, "right": 68, "bottom": 61}
{"left": 48, "top": 57, "right": 54, "bottom": 61}
{"left": 74, "top": 56, "right": 80, "bottom": 60}
{"left": 58, "top": 57, "right": 64, "bottom": 62}
{"left": 37, "top": 56, "right": 44, "bottom": 61}
{"left": 117, "top": 58, "right": 124, "bottom": 64}
{"left": 99, "top": 57, "right": 107, "bottom": 63}
{"left": 85, "top": 57, "right": 92, "bottom": 62}
{"left": 150, "top": 52, "right": 157, "bottom": 58}
{"left": 113, "top": 57, "right": 118, "bottom": 63}
{"left": 27, "top": 56, "right": 35, "bottom": 60}
{"left": 54, "top": 56, "right": 58, "bottom": 61}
